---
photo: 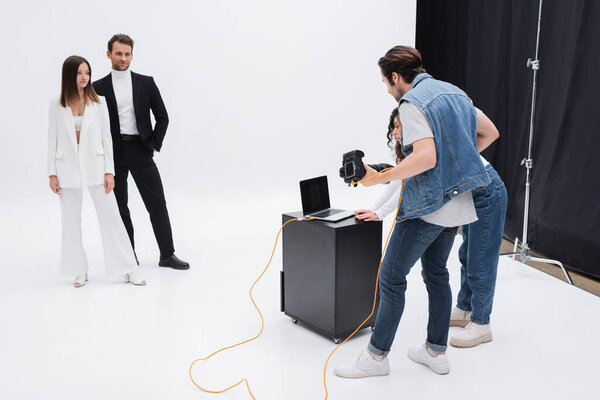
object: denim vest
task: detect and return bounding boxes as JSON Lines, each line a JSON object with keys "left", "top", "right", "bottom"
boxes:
{"left": 397, "top": 73, "right": 490, "bottom": 221}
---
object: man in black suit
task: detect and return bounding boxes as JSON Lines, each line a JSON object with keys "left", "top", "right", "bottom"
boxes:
{"left": 93, "top": 33, "right": 189, "bottom": 270}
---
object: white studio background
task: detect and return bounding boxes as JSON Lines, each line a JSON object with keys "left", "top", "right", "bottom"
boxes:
{"left": 0, "top": 0, "right": 416, "bottom": 248}
{"left": 0, "top": 3, "right": 417, "bottom": 396}
{"left": 3, "top": 4, "right": 600, "bottom": 400}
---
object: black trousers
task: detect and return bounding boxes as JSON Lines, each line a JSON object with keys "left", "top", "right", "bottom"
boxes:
{"left": 114, "top": 138, "right": 175, "bottom": 257}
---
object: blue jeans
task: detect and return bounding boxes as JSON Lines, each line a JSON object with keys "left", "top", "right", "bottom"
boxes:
{"left": 368, "top": 218, "right": 457, "bottom": 356}
{"left": 456, "top": 165, "right": 507, "bottom": 324}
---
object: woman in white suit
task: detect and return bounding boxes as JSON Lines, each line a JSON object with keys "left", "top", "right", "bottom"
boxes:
{"left": 48, "top": 55, "right": 146, "bottom": 288}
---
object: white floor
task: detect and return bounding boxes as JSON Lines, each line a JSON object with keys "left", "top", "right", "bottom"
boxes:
{"left": 1, "top": 191, "right": 599, "bottom": 400}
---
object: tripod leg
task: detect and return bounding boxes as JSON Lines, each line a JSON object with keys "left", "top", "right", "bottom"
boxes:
{"left": 513, "top": 237, "right": 519, "bottom": 259}
{"left": 500, "top": 238, "right": 521, "bottom": 257}
{"left": 529, "top": 256, "right": 574, "bottom": 285}
{"left": 500, "top": 251, "right": 520, "bottom": 257}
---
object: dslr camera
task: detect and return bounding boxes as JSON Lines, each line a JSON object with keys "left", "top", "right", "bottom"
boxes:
{"left": 339, "top": 150, "right": 366, "bottom": 186}
{"left": 339, "top": 150, "right": 394, "bottom": 186}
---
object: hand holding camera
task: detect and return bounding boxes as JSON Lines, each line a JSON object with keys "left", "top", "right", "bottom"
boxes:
{"left": 339, "top": 150, "right": 367, "bottom": 186}
{"left": 339, "top": 149, "right": 393, "bottom": 186}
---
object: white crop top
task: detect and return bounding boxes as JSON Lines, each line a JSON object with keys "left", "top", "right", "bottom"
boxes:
{"left": 73, "top": 116, "right": 82, "bottom": 132}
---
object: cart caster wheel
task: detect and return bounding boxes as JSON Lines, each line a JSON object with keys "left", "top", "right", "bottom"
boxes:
{"left": 333, "top": 338, "right": 341, "bottom": 344}
{"left": 292, "top": 319, "right": 298, "bottom": 324}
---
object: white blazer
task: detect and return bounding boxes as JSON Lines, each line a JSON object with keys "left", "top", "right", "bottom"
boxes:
{"left": 47, "top": 96, "right": 114, "bottom": 188}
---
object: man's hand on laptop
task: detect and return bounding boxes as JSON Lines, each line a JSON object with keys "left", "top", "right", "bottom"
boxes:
{"left": 354, "top": 209, "right": 380, "bottom": 221}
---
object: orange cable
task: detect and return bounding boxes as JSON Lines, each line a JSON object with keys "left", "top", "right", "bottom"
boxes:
{"left": 322, "top": 178, "right": 402, "bottom": 399}
{"left": 188, "top": 167, "right": 402, "bottom": 400}
{"left": 350, "top": 166, "right": 394, "bottom": 186}
{"left": 188, "top": 217, "right": 313, "bottom": 399}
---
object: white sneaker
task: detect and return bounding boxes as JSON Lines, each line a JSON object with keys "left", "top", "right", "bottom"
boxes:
{"left": 407, "top": 345, "right": 449, "bottom": 375}
{"left": 450, "top": 321, "right": 492, "bottom": 348}
{"left": 334, "top": 349, "right": 390, "bottom": 379}
{"left": 450, "top": 307, "right": 472, "bottom": 327}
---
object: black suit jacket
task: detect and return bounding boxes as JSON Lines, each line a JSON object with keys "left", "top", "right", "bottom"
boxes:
{"left": 93, "top": 72, "right": 169, "bottom": 155}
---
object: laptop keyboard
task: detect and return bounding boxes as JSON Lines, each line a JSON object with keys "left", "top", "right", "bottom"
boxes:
{"left": 311, "top": 209, "right": 344, "bottom": 218}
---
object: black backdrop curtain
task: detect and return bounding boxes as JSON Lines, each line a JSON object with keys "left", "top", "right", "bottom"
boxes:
{"left": 415, "top": 0, "right": 600, "bottom": 278}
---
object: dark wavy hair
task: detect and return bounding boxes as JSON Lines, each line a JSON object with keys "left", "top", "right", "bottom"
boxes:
{"left": 386, "top": 107, "right": 405, "bottom": 164}
{"left": 59, "top": 55, "right": 100, "bottom": 107}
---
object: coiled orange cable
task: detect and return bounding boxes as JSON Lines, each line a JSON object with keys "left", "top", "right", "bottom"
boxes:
{"left": 188, "top": 167, "right": 402, "bottom": 400}
{"left": 188, "top": 217, "right": 313, "bottom": 398}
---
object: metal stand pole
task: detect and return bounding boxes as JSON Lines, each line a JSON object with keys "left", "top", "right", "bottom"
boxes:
{"left": 499, "top": 0, "right": 574, "bottom": 285}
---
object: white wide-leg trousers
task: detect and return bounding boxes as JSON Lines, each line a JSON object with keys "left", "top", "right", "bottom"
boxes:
{"left": 59, "top": 185, "right": 139, "bottom": 277}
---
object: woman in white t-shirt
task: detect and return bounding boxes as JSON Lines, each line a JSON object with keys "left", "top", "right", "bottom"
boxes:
{"left": 354, "top": 108, "right": 404, "bottom": 222}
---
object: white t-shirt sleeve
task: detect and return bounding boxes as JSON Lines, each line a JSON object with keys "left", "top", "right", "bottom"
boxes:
{"left": 398, "top": 101, "right": 434, "bottom": 146}
{"left": 475, "top": 106, "right": 483, "bottom": 122}
{"left": 373, "top": 180, "right": 403, "bottom": 220}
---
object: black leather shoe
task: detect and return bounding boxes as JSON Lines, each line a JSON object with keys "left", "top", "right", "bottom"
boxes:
{"left": 158, "top": 254, "right": 190, "bottom": 270}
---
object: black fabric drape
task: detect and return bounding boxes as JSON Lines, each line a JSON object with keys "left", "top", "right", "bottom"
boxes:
{"left": 416, "top": 0, "right": 600, "bottom": 278}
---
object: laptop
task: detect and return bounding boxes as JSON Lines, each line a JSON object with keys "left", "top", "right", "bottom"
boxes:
{"left": 300, "top": 176, "right": 355, "bottom": 222}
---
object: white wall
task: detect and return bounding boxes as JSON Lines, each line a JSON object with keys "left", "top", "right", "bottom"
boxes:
{"left": 0, "top": 0, "right": 415, "bottom": 194}
{"left": 0, "top": 0, "right": 416, "bottom": 244}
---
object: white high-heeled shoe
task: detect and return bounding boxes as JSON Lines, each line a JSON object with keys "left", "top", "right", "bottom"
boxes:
{"left": 74, "top": 274, "right": 88, "bottom": 288}
{"left": 124, "top": 270, "right": 147, "bottom": 286}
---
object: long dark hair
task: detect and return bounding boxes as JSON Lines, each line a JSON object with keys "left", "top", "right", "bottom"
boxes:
{"left": 59, "top": 55, "right": 100, "bottom": 108}
{"left": 386, "top": 107, "right": 405, "bottom": 164}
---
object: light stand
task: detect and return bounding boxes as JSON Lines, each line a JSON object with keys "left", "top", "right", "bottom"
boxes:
{"left": 500, "top": 0, "right": 574, "bottom": 285}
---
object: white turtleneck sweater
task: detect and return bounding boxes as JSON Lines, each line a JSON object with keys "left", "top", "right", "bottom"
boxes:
{"left": 111, "top": 69, "right": 140, "bottom": 136}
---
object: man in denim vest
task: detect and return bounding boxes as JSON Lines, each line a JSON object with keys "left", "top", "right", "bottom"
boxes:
{"left": 335, "top": 46, "right": 497, "bottom": 377}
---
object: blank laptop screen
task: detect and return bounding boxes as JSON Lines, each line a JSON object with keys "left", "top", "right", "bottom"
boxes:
{"left": 300, "top": 176, "right": 331, "bottom": 215}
